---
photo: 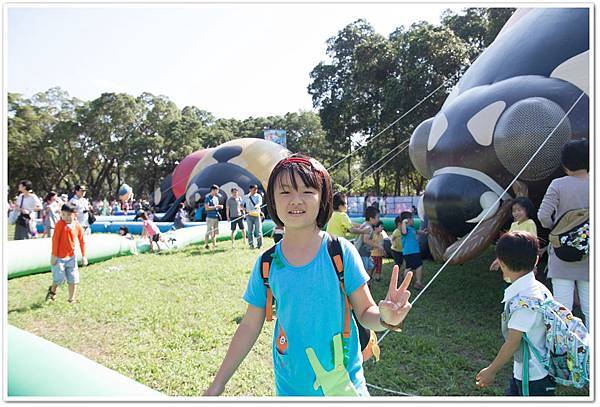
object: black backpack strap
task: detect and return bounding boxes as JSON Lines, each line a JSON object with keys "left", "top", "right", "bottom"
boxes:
{"left": 327, "top": 234, "right": 345, "bottom": 280}
{"left": 261, "top": 245, "right": 277, "bottom": 321}
{"left": 326, "top": 234, "right": 351, "bottom": 338}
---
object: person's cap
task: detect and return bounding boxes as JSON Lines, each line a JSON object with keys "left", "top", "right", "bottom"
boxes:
{"left": 75, "top": 185, "right": 87, "bottom": 191}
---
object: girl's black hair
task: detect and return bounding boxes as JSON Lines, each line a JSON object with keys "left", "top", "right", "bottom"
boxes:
{"left": 511, "top": 197, "right": 536, "bottom": 220}
{"left": 400, "top": 211, "right": 413, "bottom": 221}
{"left": 332, "top": 192, "right": 347, "bottom": 211}
{"left": 19, "top": 180, "right": 33, "bottom": 192}
{"left": 266, "top": 154, "right": 333, "bottom": 228}
{"left": 44, "top": 191, "right": 57, "bottom": 203}
{"left": 394, "top": 216, "right": 402, "bottom": 227}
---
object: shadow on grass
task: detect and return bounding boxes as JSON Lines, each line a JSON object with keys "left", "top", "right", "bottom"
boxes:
{"left": 8, "top": 300, "right": 46, "bottom": 314}
{"left": 185, "top": 247, "right": 229, "bottom": 256}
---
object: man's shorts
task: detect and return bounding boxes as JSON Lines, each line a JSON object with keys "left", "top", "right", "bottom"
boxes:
{"left": 391, "top": 249, "right": 404, "bottom": 267}
{"left": 152, "top": 233, "right": 161, "bottom": 243}
{"left": 230, "top": 218, "right": 245, "bottom": 231}
{"left": 206, "top": 218, "right": 219, "bottom": 234}
{"left": 404, "top": 253, "right": 423, "bottom": 270}
{"left": 52, "top": 256, "right": 79, "bottom": 285}
{"left": 361, "top": 256, "right": 374, "bottom": 272}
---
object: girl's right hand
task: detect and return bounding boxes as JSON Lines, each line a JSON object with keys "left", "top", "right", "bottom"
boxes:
{"left": 203, "top": 382, "right": 224, "bottom": 396}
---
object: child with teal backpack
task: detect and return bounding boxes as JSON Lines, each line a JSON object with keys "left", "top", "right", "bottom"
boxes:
{"left": 476, "top": 231, "right": 589, "bottom": 396}
{"left": 204, "top": 154, "right": 413, "bottom": 396}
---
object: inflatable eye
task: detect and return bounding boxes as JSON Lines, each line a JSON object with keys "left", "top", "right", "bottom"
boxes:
{"left": 409, "top": 117, "right": 434, "bottom": 178}
{"left": 493, "top": 97, "right": 571, "bottom": 181}
{"left": 467, "top": 101, "right": 506, "bottom": 146}
{"left": 186, "top": 183, "right": 199, "bottom": 207}
{"left": 427, "top": 113, "right": 448, "bottom": 151}
{"left": 153, "top": 187, "right": 161, "bottom": 207}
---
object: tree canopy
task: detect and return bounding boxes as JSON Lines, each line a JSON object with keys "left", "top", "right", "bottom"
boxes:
{"left": 8, "top": 7, "right": 514, "bottom": 201}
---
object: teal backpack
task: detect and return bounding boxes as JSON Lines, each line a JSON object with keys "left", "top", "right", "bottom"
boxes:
{"left": 505, "top": 294, "right": 589, "bottom": 394}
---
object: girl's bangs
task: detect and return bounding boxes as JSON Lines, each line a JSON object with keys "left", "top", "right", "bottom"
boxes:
{"left": 276, "top": 163, "right": 322, "bottom": 191}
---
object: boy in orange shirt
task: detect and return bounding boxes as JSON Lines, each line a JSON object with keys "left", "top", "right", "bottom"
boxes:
{"left": 46, "top": 203, "right": 88, "bottom": 303}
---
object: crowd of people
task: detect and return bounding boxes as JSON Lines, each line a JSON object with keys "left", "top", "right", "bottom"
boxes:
{"left": 205, "top": 141, "right": 589, "bottom": 397}
{"left": 7, "top": 139, "right": 589, "bottom": 397}
{"left": 7, "top": 182, "right": 154, "bottom": 241}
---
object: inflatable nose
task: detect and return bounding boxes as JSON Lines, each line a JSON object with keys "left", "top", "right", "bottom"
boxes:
{"left": 423, "top": 172, "right": 505, "bottom": 238}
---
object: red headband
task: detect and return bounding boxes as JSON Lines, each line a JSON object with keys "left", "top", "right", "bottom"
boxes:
{"left": 280, "top": 156, "right": 327, "bottom": 175}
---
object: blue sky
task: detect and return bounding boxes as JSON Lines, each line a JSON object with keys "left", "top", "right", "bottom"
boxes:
{"left": 8, "top": 3, "right": 452, "bottom": 119}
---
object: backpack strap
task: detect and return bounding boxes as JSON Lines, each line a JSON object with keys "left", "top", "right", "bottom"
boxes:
{"left": 326, "top": 234, "right": 352, "bottom": 339}
{"left": 522, "top": 338, "right": 531, "bottom": 396}
{"left": 261, "top": 245, "right": 278, "bottom": 321}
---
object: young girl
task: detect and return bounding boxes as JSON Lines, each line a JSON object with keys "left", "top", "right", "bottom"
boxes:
{"left": 489, "top": 197, "right": 538, "bottom": 271}
{"left": 370, "top": 221, "right": 385, "bottom": 282}
{"left": 139, "top": 211, "right": 163, "bottom": 252}
{"left": 204, "top": 154, "right": 413, "bottom": 397}
{"left": 42, "top": 191, "right": 61, "bottom": 238}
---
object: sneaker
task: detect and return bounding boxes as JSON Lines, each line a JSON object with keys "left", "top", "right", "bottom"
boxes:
{"left": 205, "top": 244, "right": 210, "bottom": 249}
{"left": 68, "top": 298, "right": 78, "bottom": 304}
{"left": 45, "top": 286, "right": 57, "bottom": 301}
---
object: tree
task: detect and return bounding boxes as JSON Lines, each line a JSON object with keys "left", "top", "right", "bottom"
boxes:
{"left": 441, "top": 8, "right": 515, "bottom": 59}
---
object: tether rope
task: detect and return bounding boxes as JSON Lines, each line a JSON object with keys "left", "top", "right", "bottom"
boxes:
{"left": 371, "top": 91, "right": 585, "bottom": 395}
{"left": 327, "top": 70, "right": 462, "bottom": 175}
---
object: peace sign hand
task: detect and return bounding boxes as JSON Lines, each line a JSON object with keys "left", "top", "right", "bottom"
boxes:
{"left": 378, "top": 266, "right": 412, "bottom": 327}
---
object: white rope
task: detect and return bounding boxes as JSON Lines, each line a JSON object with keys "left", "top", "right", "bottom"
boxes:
{"left": 343, "top": 140, "right": 410, "bottom": 191}
{"left": 376, "top": 90, "right": 585, "bottom": 346}
{"left": 372, "top": 91, "right": 585, "bottom": 394}
{"left": 366, "top": 383, "right": 416, "bottom": 396}
{"left": 328, "top": 70, "right": 462, "bottom": 174}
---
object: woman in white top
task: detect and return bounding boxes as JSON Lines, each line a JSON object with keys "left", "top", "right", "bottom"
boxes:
{"left": 13, "top": 179, "right": 42, "bottom": 240}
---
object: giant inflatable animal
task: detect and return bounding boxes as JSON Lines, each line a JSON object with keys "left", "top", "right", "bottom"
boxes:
{"left": 171, "top": 148, "right": 212, "bottom": 199}
{"left": 185, "top": 138, "right": 291, "bottom": 209}
{"left": 409, "top": 8, "right": 589, "bottom": 264}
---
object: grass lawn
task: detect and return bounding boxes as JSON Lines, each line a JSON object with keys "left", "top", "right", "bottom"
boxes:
{"left": 7, "top": 231, "right": 589, "bottom": 397}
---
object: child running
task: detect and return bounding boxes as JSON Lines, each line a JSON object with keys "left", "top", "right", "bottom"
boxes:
{"left": 139, "top": 211, "right": 163, "bottom": 252}
{"left": 490, "top": 197, "right": 538, "bottom": 272}
{"left": 46, "top": 203, "right": 87, "bottom": 303}
{"left": 370, "top": 221, "right": 385, "bottom": 282}
{"left": 476, "top": 231, "right": 556, "bottom": 396}
{"left": 204, "top": 154, "right": 413, "bottom": 396}
{"left": 400, "top": 211, "right": 425, "bottom": 290}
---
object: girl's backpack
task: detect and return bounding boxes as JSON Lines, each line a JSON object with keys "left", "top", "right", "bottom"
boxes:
{"left": 261, "top": 235, "right": 380, "bottom": 364}
{"left": 505, "top": 294, "right": 589, "bottom": 394}
{"left": 548, "top": 208, "right": 589, "bottom": 262}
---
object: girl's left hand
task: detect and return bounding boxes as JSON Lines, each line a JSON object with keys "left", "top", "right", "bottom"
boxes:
{"left": 378, "top": 266, "right": 412, "bottom": 327}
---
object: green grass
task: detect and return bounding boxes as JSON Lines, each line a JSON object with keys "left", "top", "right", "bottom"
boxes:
{"left": 7, "top": 236, "right": 589, "bottom": 397}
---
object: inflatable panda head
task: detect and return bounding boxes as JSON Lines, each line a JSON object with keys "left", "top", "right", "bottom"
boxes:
{"left": 409, "top": 8, "right": 589, "bottom": 264}
{"left": 185, "top": 138, "right": 291, "bottom": 207}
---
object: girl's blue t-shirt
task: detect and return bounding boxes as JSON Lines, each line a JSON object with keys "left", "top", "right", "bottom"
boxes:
{"left": 401, "top": 225, "right": 420, "bottom": 255}
{"left": 243, "top": 232, "right": 370, "bottom": 396}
